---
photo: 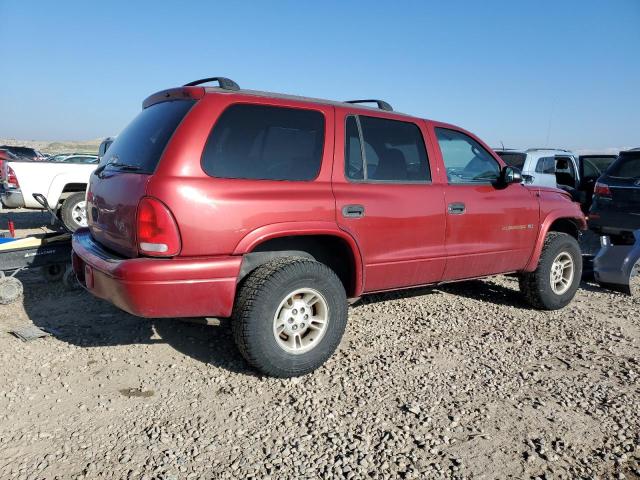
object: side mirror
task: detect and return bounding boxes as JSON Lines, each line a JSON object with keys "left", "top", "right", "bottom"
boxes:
{"left": 501, "top": 166, "right": 522, "bottom": 185}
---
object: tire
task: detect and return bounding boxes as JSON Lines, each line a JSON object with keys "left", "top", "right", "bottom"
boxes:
{"left": 519, "top": 232, "right": 582, "bottom": 310}
{"left": 41, "top": 263, "right": 65, "bottom": 283}
{"left": 60, "top": 192, "right": 87, "bottom": 232}
{"left": 232, "top": 257, "right": 348, "bottom": 378}
{"left": 0, "top": 276, "right": 23, "bottom": 305}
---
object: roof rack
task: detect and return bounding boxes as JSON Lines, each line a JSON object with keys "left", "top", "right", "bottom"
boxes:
{"left": 345, "top": 99, "right": 393, "bottom": 112}
{"left": 183, "top": 77, "right": 240, "bottom": 91}
{"left": 526, "top": 148, "right": 571, "bottom": 152}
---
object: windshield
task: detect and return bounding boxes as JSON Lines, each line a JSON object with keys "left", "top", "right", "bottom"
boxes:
{"left": 102, "top": 100, "right": 195, "bottom": 173}
{"left": 496, "top": 152, "right": 526, "bottom": 170}
{"left": 607, "top": 152, "right": 640, "bottom": 178}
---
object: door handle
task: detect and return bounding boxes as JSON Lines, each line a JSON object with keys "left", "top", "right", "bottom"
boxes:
{"left": 448, "top": 202, "right": 466, "bottom": 215}
{"left": 342, "top": 204, "right": 365, "bottom": 218}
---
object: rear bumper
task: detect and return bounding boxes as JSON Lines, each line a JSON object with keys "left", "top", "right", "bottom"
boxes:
{"left": 72, "top": 228, "right": 242, "bottom": 318}
{"left": 0, "top": 188, "right": 25, "bottom": 208}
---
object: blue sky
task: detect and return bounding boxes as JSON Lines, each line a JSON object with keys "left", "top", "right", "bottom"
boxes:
{"left": 0, "top": 0, "right": 638, "bottom": 151}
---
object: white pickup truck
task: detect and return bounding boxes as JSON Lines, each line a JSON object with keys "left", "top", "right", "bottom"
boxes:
{"left": 1, "top": 154, "right": 98, "bottom": 231}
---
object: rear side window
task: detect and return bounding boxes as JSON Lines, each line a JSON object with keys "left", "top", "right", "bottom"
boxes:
{"left": 345, "top": 117, "right": 364, "bottom": 180}
{"left": 345, "top": 115, "right": 431, "bottom": 182}
{"left": 435, "top": 128, "right": 500, "bottom": 184}
{"left": 607, "top": 152, "right": 640, "bottom": 178}
{"left": 103, "top": 100, "right": 195, "bottom": 173}
{"left": 535, "top": 156, "right": 556, "bottom": 174}
{"left": 202, "top": 104, "right": 325, "bottom": 181}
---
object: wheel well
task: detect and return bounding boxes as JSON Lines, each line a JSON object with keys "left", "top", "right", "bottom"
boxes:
{"left": 548, "top": 218, "right": 580, "bottom": 239}
{"left": 57, "top": 184, "right": 87, "bottom": 206}
{"left": 61, "top": 183, "right": 87, "bottom": 193}
{"left": 246, "top": 235, "right": 357, "bottom": 297}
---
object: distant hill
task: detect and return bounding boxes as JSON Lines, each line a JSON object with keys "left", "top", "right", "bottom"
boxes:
{"left": 0, "top": 138, "right": 103, "bottom": 154}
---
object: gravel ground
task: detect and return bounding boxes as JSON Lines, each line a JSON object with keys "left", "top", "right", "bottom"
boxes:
{"left": 0, "top": 211, "right": 639, "bottom": 479}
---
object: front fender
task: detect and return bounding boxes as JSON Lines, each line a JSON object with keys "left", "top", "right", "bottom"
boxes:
{"left": 523, "top": 208, "right": 587, "bottom": 272}
{"left": 233, "top": 221, "right": 365, "bottom": 297}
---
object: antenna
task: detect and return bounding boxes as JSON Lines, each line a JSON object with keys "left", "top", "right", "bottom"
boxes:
{"left": 545, "top": 99, "right": 555, "bottom": 147}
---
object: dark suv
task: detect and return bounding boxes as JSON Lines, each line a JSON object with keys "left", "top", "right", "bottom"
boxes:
{"left": 589, "top": 148, "right": 640, "bottom": 242}
{"left": 0, "top": 145, "right": 45, "bottom": 161}
{"left": 72, "top": 77, "right": 586, "bottom": 377}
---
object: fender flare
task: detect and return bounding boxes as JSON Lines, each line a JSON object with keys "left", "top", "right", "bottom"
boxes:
{"left": 523, "top": 209, "right": 587, "bottom": 272}
{"left": 233, "top": 221, "right": 365, "bottom": 297}
{"left": 47, "top": 173, "right": 89, "bottom": 208}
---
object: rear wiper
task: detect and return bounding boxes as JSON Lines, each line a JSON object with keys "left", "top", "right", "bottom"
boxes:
{"left": 109, "top": 162, "right": 141, "bottom": 171}
{"left": 94, "top": 161, "right": 141, "bottom": 177}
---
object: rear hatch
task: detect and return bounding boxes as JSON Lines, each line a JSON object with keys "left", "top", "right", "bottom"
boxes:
{"left": 604, "top": 152, "right": 640, "bottom": 208}
{"left": 87, "top": 99, "right": 196, "bottom": 257}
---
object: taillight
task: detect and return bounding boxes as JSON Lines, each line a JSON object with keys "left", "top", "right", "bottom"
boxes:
{"left": 136, "top": 197, "right": 181, "bottom": 257}
{"left": 7, "top": 166, "right": 19, "bottom": 188}
{"left": 594, "top": 182, "right": 611, "bottom": 198}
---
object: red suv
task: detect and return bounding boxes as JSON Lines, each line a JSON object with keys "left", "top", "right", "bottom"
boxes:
{"left": 72, "top": 77, "right": 586, "bottom": 377}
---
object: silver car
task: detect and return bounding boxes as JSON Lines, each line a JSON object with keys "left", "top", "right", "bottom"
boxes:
{"left": 494, "top": 148, "right": 580, "bottom": 190}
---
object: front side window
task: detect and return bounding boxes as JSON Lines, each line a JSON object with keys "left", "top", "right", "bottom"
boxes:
{"left": 582, "top": 158, "right": 600, "bottom": 179}
{"left": 202, "top": 104, "right": 325, "bottom": 181}
{"left": 345, "top": 115, "right": 431, "bottom": 182}
{"left": 535, "top": 156, "right": 556, "bottom": 174}
{"left": 435, "top": 128, "right": 500, "bottom": 184}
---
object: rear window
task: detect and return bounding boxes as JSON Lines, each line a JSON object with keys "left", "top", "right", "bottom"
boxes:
{"left": 496, "top": 152, "right": 526, "bottom": 170}
{"left": 102, "top": 100, "right": 195, "bottom": 173}
{"left": 607, "top": 152, "right": 640, "bottom": 178}
{"left": 201, "top": 104, "right": 325, "bottom": 181}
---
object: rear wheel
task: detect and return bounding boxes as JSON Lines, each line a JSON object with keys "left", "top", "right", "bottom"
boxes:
{"left": 519, "top": 232, "right": 582, "bottom": 310}
{"left": 232, "top": 257, "right": 348, "bottom": 378}
{"left": 60, "top": 192, "right": 87, "bottom": 232}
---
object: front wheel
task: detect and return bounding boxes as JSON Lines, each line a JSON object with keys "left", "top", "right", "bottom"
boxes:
{"left": 519, "top": 232, "right": 582, "bottom": 310}
{"left": 231, "top": 257, "right": 348, "bottom": 378}
{"left": 60, "top": 192, "right": 87, "bottom": 232}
